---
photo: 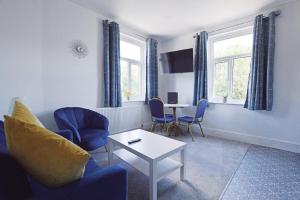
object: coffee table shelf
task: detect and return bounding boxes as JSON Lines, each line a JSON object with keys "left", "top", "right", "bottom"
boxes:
{"left": 114, "top": 149, "right": 182, "bottom": 181}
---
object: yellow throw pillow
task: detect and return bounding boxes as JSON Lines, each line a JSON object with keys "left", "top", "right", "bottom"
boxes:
{"left": 12, "top": 100, "right": 44, "bottom": 128}
{"left": 4, "top": 115, "right": 91, "bottom": 187}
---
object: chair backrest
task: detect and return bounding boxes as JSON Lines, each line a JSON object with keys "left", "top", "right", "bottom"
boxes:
{"left": 149, "top": 98, "right": 165, "bottom": 119}
{"left": 54, "top": 107, "right": 84, "bottom": 130}
{"left": 195, "top": 99, "right": 208, "bottom": 119}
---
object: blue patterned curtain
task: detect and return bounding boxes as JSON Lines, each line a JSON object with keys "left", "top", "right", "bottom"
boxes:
{"left": 244, "top": 12, "right": 278, "bottom": 111}
{"left": 145, "top": 38, "right": 158, "bottom": 103}
{"left": 193, "top": 31, "right": 208, "bottom": 106}
{"left": 103, "top": 20, "right": 122, "bottom": 107}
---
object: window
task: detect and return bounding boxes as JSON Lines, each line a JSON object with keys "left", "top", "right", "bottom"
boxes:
{"left": 208, "top": 28, "right": 253, "bottom": 104}
{"left": 120, "top": 33, "right": 146, "bottom": 102}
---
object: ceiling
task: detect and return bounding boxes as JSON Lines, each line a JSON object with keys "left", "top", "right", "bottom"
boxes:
{"left": 71, "top": 0, "right": 290, "bottom": 40}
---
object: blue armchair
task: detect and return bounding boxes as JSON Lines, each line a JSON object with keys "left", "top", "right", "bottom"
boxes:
{"left": 54, "top": 107, "right": 109, "bottom": 151}
{"left": 0, "top": 120, "right": 128, "bottom": 200}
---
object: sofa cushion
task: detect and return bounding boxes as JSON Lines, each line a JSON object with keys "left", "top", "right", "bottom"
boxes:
{"left": 178, "top": 116, "right": 194, "bottom": 123}
{"left": 4, "top": 116, "right": 91, "bottom": 187}
{"left": 12, "top": 101, "right": 44, "bottom": 127}
{"left": 28, "top": 158, "right": 102, "bottom": 197}
{"left": 0, "top": 153, "right": 32, "bottom": 200}
{"left": 79, "top": 129, "right": 109, "bottom": 151}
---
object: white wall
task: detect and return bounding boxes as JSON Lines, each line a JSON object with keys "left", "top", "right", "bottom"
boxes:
{"left": 0, "top": 0, "right": 151, "bottom": 131}
{"left": 40, "top": 0, "right": 104, "bottom": 128}
{"left": 0, "top": 0, "right": 44, "bottom": 117}
{"left": 159, "top": 0, "right": 300, "bottom": 152}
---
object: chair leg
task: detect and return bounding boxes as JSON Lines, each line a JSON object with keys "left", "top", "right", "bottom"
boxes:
{"left": 151, "top": 123, "right": 157, "bottom": 132}
{"left": 161, "top": 123, "right": 167, "bottom": 133}
{"left": 188, "top": 124, "right": 195, "bottom": 142}
{"left": 167, "top": 124, "right": 171, "bottom": 136}
{"left": 198, "top": 122, "right": 205, "bottom": 137}
{"left": 160, "top": 124, "right": 164, "bottom": 133}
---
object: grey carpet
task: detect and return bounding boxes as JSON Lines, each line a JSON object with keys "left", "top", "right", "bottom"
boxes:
{"left": 220, "top": 145, "right": 300, "bottom": 200}
{"left": 92, "top": 131, "right": 250, "bottom": 200}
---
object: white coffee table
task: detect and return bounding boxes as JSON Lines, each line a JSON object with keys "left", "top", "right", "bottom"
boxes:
{"left": 108, "top": 129, "right": 187, "bottom": 200}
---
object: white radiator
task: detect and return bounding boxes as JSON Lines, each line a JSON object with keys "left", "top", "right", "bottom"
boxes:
{"left": 96, "top": 106, "right": 150, "bottom": 134}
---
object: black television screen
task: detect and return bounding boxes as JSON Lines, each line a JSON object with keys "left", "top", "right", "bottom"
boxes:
{"left": 160, "top": 48, "right": 193, "bottom": 73}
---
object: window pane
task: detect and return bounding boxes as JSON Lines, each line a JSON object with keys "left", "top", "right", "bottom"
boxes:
{"left": 214, "top": 34, "right": 253, "bottom": 58}
{"left": 214, "top": 62, "right": 228, "bottom": 97}
{"left": 232, "top": 57, "right": 251, "bottom": 100}
{"left": 130, "top": 64, "right": 141, "bottom": 99}
{"left": 121, "top": 60, "right": 130, "bottom": 101}
{"left": 120, "top": 40, "right": 141, "bottom": 61}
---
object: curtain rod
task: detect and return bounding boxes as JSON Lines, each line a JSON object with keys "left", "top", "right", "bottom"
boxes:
{"left": 193, "top": 9, "right": 281, "bottom": 38}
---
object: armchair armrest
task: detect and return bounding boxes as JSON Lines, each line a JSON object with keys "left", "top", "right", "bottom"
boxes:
{"left": 29, "top": 165, "right": 128, "bottom": 200}
{"left": 54, "top": 114, "right": 81, "bottom": 144}
{"left": 55, "top": 129, "right": 73, "bottom": 142}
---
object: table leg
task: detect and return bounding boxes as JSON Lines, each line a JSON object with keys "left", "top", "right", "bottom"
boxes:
{"left": 180, "top": 148, "right": 186, "bottom": 180}
{"left": 108, "top": 140, "right": 113, "bottom": 166}
{"left": 149, "top": 160, "right": 157, "bottom": 200}
{"left": 172, "top": 107, "right": 177, "bottom": 120}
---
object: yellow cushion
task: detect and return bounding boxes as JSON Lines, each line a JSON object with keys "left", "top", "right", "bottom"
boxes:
{"left": 12, "top": 101, "right": 44, "bottom": 128}
{"left": 4, "top": 116, "right": 91, "bottom": 187}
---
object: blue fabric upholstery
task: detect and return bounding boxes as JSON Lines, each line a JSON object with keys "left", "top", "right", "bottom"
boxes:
{"left": 0, "top": 153, "right": 32, "bottom": 200}
{"left": 165, "top": 114, "right": 174, "bottom": 119}
{"left": 154, "top": 117, "right": 175, "bottom": 123}
{"left": 54, "top": 107, "right": 109, "bottom": 151}
{"left": 244, "top": 12, "right": 278, "bottom": 111}
{"left": 145, "top": 38, "right": 159, "bottom": 103}
{"left": 149, "top": 98, "right": 175, "bottom": 125}
{"left": 149, "top": 98, "right": 164, "bottom": 118}
{"left": 178, "top": 100, "right": 207, "bottom": 138}
{"left": 0, "top": 120, "right": 7, "bottom": 154}
{"left": 194, "top": 99, "right": 208, "bottom": 119}
{"left": 193, "top": 31, "right": 208, "bottom": 106}
{"left": 80, "top": 129, "right": 108, "bottom": 151}
{"left": 56, "top": 129, "right": 74, "bottom": 142}
{"left": 28, "top": 162, "right": 127, "bottom": 200}
{"left": 178, "top": 116, "right": 194, "bottom": 123}
{"left": 0, "top": 120, "right": 128, "bottom": 200}
{"left": 178, "top": 99, "right": 207, "bottom": 124}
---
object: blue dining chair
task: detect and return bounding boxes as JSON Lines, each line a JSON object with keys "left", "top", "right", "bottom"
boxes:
{"left": 178, "top": 99, "right": 208, "bottom": 141}
{"left": 149, "top": 98, "right": 175, "bottom": 133}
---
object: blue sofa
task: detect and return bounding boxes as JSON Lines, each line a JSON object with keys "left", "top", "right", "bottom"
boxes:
{"left": 0, "top": 120, "right": 128, "bottom": 200}
{"left": 54, "top": 107, "right": 109, "bottom": 151}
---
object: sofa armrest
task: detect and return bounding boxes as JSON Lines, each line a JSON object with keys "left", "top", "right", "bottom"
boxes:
{"left": 29, "top": 165, "right": 127, "bottom": 200}
{"left": 55, "top": 129, "right": 73, "bottom": 142}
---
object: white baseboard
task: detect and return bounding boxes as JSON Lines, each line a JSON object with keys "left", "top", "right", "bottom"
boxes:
{"left": 141, "top": 122, "right": 153, "bottom": 130}
{"left": 197, "top": 126, "right": 300, "bottom": 153}
{"left": 138, "top": 121, "right": 300, "bottom": 153}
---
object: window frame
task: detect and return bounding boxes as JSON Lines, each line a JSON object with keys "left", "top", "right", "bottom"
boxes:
{"left": 208, "top": 26, "right": 253, "bottom": 105}
{"left": 120, "top": 33, "right": 146, "bottom": 102}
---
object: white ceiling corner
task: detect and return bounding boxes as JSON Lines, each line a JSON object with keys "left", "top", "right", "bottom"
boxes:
{"left": 70, "top": 0, "right": 293, "bottom": 40}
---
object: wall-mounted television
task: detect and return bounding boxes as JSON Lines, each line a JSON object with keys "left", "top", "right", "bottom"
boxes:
{"left": 160, "top": 48, "right": 193, "bottom": 73}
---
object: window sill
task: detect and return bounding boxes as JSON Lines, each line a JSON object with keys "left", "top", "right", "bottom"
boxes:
{"left": 122, "top": 100, "right": 144, "bottom": 103}
{"left": 208, "top": 101, "right": 244, "bottom": 106}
